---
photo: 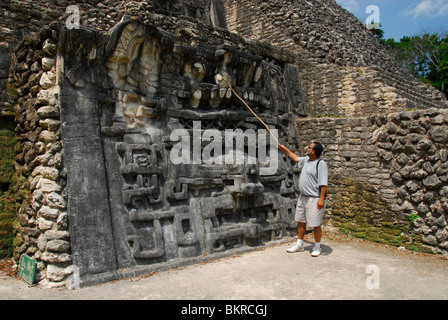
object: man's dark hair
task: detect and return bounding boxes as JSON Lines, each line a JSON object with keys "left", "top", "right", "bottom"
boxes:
{"left": 312, "top": 142, "right": 324, "bottom": 157}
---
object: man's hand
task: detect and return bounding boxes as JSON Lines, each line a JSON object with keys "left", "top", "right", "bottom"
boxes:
{"left": 278, "top": 144, "right": 288, "bottom": 152}
{"left": 278, "top": 144, "right": 299, "bottom": 162}
{"left": 317, "top": 198, "right": 325, "bottom": 210}
{"left": 317, "top": 186, "right": 327, "bottom": 210}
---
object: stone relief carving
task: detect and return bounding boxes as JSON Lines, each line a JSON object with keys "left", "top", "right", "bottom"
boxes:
{"left": 100, "top": 20, "right": 304, "bottom": 265}
{"left": 59, "top": 18, "right": 305, "bottom": 282}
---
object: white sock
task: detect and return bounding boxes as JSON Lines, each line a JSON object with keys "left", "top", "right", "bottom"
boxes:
{"left": 297, "top": 239, "right": 303, "bottom": 246}
{"left": 314, "top": 242, "right": 321, "bottom": 249}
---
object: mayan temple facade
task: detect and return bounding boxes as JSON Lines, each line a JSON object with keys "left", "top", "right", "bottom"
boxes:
{"left": 1, "top": 0, "right": 447, "bottom": 288}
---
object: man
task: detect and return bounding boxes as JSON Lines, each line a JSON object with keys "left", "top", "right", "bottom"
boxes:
{"left": 278, "top": 142, "right": 328, "bottom": 257}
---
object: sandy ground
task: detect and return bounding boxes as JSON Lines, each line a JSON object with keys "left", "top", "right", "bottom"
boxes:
{"left": 1, "top": 233, "right": 447, "bottom": 301}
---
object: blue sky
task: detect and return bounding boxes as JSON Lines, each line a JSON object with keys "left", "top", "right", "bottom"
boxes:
{"left": 335, "top": 0, "right": 448, "bottom": 40}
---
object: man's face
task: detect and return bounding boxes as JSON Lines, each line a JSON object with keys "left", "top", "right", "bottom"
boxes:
{"left": 306, "top": 143, "right": 315, "bottom": 158}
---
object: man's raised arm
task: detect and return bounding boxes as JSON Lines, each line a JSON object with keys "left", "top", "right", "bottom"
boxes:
{"left": 278, "top": 144, "right": 299, "bottom": 163}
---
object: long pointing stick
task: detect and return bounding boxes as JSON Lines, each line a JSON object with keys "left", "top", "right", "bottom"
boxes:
{"left": 215, "top": 74, "right": 281, "bottom": 146}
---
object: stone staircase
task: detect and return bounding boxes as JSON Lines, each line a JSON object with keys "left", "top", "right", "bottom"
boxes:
{"left": 371, "top": 66, "right": 448, "bottom": 110}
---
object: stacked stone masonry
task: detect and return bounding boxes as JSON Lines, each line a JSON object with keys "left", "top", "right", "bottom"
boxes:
{"left": 224, "top": 0, "right": 448, "bottom": 114}
{"left": 2, "top": 0, "right": 448, "bottom": 289}
{"left": 2, "top": 0, "right": 447, "bottom": 115}
{"left": 295, "top": 109, "right": 448, "bottom": 254}
{"left": 10, "top": 25, "right": 72, "bottom": 286}
{"left": 1, "top": 0, "right": 225, "bottom": 115}
{"left": 9, "top": 15, "right": 304, "bottom": 288}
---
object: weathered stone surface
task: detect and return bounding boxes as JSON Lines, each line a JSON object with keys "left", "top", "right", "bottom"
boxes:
{"left": 35, "top": 178, "right": 61, "bottom": 193}
{"left": 37, "top": 87, "right": 59, "bottom": 106}
{"left": 37, "top": 217, "right": 54, "bottom": 231}
{"left": 46, "top": 264, "right": 74, "bottom": 282}
{"left": 429, "top": 127, "right": 448, "bottom": 143}
{"left": 46, "top": 240, "right": 70, "bottom": 253}
{"left": 423, "top": 174, "right": 443, "bottom": 190}
{"left": 38, "top": 206, "right": 59, "bottom": 219}
{"left": 5, "top": 0, "right": 448, "bottom": 290}
{"left": 39, "top": 71, "right": 56, "bottom": 89}
{"left": 41, "top": 57, "right": 56, "bottom": 71}
{"left": 46, "top": 192, "right": 66, "bottom": 209}
{"left": 44, "top": 230, "right": 69, "bottom": 240}
{"left": 298, "top": 108, "right": 448, "bottom": 256}
{"left": 36, "top": 106, "right": 60, "bottom": 119}
{"left": 55, "top": 18, "right": 303, "bottom": 288}
{"left": 41, "top": 251, "right": 71, "bottom": 264}
{"left": 32, "top": 166, "right": 59, "bottom": 181}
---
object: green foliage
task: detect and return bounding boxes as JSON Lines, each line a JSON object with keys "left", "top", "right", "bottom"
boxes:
{"left": 369, "top": 23, "right": 384, "bottom": 40}
{"left": 314, "top": 113, "right": 340, "bottom": 118}
{"left": 0, "top": 119, "right": 19, "bottom": 258}
{"left": 380, "top": 32, "right": 448, "bottom": 98}
{"left": 0, "top": 119, "right": 16, "bottom": 192}
{"left": 0, "top": 191, "right": 19, "bottom": 258}
{"left": 408, "top": 213, "right": 420, "bottom": 224}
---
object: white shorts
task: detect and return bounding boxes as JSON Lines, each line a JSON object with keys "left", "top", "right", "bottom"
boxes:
{"left": 295, "top": 195, "right": 326, "bottom": 227}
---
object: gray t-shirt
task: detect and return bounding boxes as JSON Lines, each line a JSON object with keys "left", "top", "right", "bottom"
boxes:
{"left": 296, "top": 156, "right": 328, "bottom": 197}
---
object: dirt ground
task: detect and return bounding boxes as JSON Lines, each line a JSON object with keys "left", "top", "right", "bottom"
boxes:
{"left": 1, "top": 232, "right": 448, "bottom": 301}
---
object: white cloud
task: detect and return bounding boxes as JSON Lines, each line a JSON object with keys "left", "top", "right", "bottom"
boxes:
{"left": 336, "top": 0, "right": 361, "bottom": 12}
{"left": 404, "top": 0, "right": 448, "bottom": 18}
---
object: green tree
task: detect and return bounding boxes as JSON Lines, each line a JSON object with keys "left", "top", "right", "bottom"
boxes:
{"left": 381, "top": 32, "right": 448, "bottom": 98}
{"left": 369, "top": 22, "right": 384, "bottom": 40}
{"left": 426, "top": 34, "right": 448, "bottom": 95}
{"left": 381, "top": 37, "right": 415, "bottom": 74}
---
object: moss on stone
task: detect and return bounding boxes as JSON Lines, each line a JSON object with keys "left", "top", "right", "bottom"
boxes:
{"left": 0, "top": 118, "right": 18, "bottom": 258}
{"left": 328, "top": 175, "right": 427, "bottom": 251}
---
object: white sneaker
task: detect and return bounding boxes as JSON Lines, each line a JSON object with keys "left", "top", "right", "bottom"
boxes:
{"left": 286, "top": 243, "right": 304, "bottom": 253}
{"left": 311, "top": 247, "right": 321, "bottom": 257}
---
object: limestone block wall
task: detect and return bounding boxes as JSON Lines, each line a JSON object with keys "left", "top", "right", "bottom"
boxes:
{"left": 2, "top": 0, "right": 447, "bottom": 117}
{"left": 295, "top": 108, "right": 448, "bottom": 254}
{"left": 225, "top": 0, "right": 448, "bottom": 255}
{"left": 9, "top": 14, "right": 310, "bottom": 288}
{"left": 4, "top": 0, "right": 448, "bottom": 290}
{"left": 299, "top": 64, "right": 407, "bottom": 117}
{"left": 0, "top": 0, "right": 227, "bottom": 115}
{"left": 224, "top": 0, "right": 448, "bottom": 116}
{"left": 9, "top": 24, "right": 72, "bottom": 287}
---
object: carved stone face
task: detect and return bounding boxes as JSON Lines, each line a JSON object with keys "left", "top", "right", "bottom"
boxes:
{"left": 100, "top": 20, "right": 304, "bottom": 262}
{"left": 60, "top": 18, "right": 302, "bottom": 277}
